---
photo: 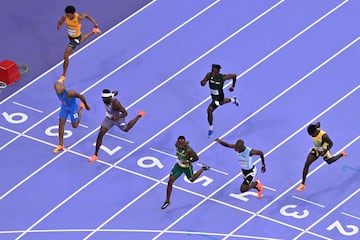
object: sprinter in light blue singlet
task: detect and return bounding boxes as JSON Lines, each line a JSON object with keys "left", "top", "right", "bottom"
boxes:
{"left": 215, "top": 138, "right": 266, "bottom": 198}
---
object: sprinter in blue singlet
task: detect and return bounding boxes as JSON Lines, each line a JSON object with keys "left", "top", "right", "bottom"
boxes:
{"left": 53, "top": 82, "right": 90, "bottom": 153}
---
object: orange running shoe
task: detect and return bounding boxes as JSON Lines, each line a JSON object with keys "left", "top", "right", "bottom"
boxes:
{"left": 296, "top": 183, "right": 306, "bottom": 191}
{"left": 138, "top": 111, "right": 146, "bottom": 117}
{"left": 340, "top": 150, "right": 347, "bottom": 157}
{"left": 88, "top": 155, "right": 98, "bottom": 163}
{"left": 57, "top": 75, "right": 66, "bottom": 83}
{"left": 256, "top": 179, "right": 264, "bottom": 198}
{"left": 53, "top": 145, "right": 64, "bottom": 153}
{"left": 92, "top": 27, "right": 102, "bottom": 34}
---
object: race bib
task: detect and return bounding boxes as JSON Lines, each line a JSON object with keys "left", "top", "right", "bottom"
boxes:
{"left": 67, "top": 28, "right": 76, "bottom": 36}
{"left": 210, "top": 89, "right": 219, "bottom": 95}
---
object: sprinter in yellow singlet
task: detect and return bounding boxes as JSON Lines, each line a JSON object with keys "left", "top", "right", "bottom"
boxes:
{"left": 297, "top": 122, "right": 347, "bottom": 191}
{"left": 57, "top": 5, "right": 101, "bottom": 83}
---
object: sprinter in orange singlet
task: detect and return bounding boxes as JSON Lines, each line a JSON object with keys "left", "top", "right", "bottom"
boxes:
{"left": 57, "top": 5, "right": 101, "bottom": 83}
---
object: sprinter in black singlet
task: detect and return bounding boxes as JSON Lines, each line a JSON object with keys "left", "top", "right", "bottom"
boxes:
{"left": 200, "top": 64, "right": 239, "bottom": 138}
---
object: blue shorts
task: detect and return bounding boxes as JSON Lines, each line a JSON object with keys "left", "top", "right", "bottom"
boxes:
{"left": 59, "top": 103, "right": 79, "bottom": 123}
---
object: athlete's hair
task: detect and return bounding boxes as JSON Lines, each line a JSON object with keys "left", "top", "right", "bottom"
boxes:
{"left": 177, "top": 136, "right": 186, "bottom": 141}
{"left": 65, "top": 5, "right": 76, "bottom": 14}
{"left": 307, "top": 124, "right": 318, "bottom": 135}
{"left": 102, "top": 89, "right": 111, "bottom": 94}
{"left": 212, "top": 64, "right": 221, "bottom": 70}
{"left": 235, "top": 139, "right": 244, "bottom": 148}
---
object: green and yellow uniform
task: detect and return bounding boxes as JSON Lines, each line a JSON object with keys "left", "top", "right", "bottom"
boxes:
{"left": 170, "top": 142, "right": 194, "bottom": 180}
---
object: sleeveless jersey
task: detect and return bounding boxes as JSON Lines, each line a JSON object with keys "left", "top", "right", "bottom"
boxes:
{"left": 65, "top": 13, "right": 81, "bottom": 37}
{"left": 208, "top": 73, "right": 224, "bottom": 96}
{"left": 104, "top": 98, "right": 124, "bottom": 120}
{"left": 237, "top": 146, "right": 253, "bottom": 170}
{"left": 176, "top": 143, "right": 190, "bottom": 168}
{"left": 312, "top": 129, "right": 327, "bottom": 151}
{"left": 57, "top": 89, "right": 75, "bottom": 107}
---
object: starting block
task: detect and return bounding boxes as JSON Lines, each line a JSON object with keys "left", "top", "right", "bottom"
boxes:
{"left": 0, "top": 60, "right": 21, "bottom": 85}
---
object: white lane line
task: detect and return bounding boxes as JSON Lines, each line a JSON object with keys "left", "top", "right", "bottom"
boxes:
{"left": 294, "top": 188, "right": 360, "bottom": 239}
{"left": 159, "top": 83, "right": 360, "bottom": 240}
{"left": 12, "top": 101, "right": 43, "bottom": 113}
{"left": 227, "top": 135, "right": 360, "bottom": 240}
{"left": 0, "top": 0, "right": 221, "bottom": 200}
{"left": 292, "top": 195, "right": 325, "bottom": 208}
{"left": 0, "top": 0, "right": 157, "bottom": 105}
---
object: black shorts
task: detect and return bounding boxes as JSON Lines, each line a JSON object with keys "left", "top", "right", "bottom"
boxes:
{"left": 241, "top": 166, "right": 256, "bottom": 185}
{"left": 210, "top": 94, "right": 225, "bottom": 108}
{"left": 68, "top": 35, "right": 82, "bottom": 49}
{"left": 310, "top": 147, "right": 331, "bottom": 161}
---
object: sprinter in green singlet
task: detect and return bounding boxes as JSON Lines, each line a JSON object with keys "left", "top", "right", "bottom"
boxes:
{"left": 161, "top": 136, "right": 210, "bottom": 209}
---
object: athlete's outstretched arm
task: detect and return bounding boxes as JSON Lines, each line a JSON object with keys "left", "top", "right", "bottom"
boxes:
{"left": 215, "top": 138, "right": 235, "bottom": 149}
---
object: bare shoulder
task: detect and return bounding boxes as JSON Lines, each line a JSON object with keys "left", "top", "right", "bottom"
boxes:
{"left": 250, "top": 148, "right": 263, "bottom": 156}
{"left": 186, "top": 147, "right": 197, "bottom": 156}
{"left": 112, "top": 98, "right": 124, "bottom": 110}
{"left": 78, "top": 13, "right": 87, "bottom": 19}
{"left": 223, "top": 73, "right": 236, "bottom": 80}
{"left": 113, "top": 98, "right": 122, "bottom": 106}
{"left": 322, "top": 133, "right": 331, "bottom": 141}
{"left": 67, "top": 89, "right": 76, "bottom": 96}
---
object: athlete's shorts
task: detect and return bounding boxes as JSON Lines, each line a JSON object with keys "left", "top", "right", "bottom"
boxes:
{"left": 241, "top": 165, "right": 257, "bottom": 185}
{"left": 210, "top": 94, "right": 225, "bottom": 108}
{"left": 59, "top": 103, "right": 80, "bottom": 123}
{"left": 170, "top": 163, "right": 194, "bottom": 181}
{"left": 101, "top": 117, "right": 127, "bottom": 131}
{"left": 310, "top": 147, "right": 332, "bottom": 160}
{"left": 68, "top": 35, "right": 82, "bottom": 49}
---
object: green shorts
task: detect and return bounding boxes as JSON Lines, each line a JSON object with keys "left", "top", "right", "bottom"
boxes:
{"left": 170, "top": 163, "right": 194, "bottom": 181}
